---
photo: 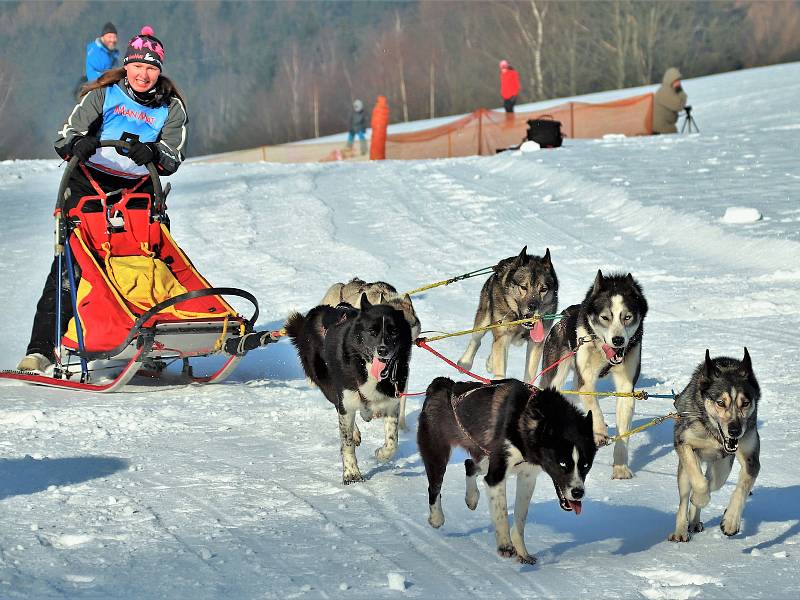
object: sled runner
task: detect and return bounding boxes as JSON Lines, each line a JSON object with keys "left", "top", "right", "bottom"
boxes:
{"left": 1, "top": 141, "right": 275, "bottom": 392}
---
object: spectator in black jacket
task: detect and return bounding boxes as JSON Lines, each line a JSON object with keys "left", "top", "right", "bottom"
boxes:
{"left": 347, "top": 99, "right": 368, "bottom": 155}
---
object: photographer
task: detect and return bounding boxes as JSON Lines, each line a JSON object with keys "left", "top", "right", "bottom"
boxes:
{"left": 653, "top": 67, "right": 688, "bottom": 134}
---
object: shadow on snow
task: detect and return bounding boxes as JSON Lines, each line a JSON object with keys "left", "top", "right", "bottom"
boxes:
{"left": 0, "top": 455, "right": 129, "bottom": 500}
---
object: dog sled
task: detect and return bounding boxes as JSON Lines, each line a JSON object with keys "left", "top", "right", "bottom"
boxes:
{"left": 0, "top": 141, "right": 276, "bottom": 392}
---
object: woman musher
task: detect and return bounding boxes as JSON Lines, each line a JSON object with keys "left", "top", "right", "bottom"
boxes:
{"left": 17, "top": 28, "right": 188, "bottom": 372}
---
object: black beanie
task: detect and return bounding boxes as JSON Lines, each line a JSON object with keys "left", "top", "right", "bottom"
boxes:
{"left": 123, "top": 34, "right": 165, "bottom": 70}
{"left": 101, "top": 22, "right": 117, "bottom": 36}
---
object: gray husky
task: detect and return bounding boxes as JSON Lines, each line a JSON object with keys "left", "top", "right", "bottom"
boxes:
{"left": 540, "top": 270, "right": 648, "bottom": 479}
{"left": 669, "top": 348, "right": 760, "bottom": 542}
{"left": 321, "top": 277, "right": 421, "bottom": 430}
{"left": 458, "top": 247, "right": 558, "bottom": 382}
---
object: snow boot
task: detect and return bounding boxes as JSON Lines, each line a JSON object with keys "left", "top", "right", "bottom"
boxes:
{"left": 16, "top": 353, "right": 52, "bottom": 372}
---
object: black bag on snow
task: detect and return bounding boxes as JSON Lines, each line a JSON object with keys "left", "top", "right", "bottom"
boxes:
{"left": 525, "top": 115, "right": 563, "bottom": 148}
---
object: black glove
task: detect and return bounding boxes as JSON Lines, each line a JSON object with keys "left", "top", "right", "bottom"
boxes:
{"left": 127, "top": 141, "right": 158, "bottom": 166}
{"left": 70, "top": 135, "right": 100, "bottom": 163}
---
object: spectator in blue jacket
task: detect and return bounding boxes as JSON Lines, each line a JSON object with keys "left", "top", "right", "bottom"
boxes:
{"left": 86, "top": 22, "right": 119, "bottom": 81}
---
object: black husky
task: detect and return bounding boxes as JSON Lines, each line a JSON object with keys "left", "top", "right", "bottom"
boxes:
{"left": 285, "top": 296, "right": 413, "bottom": 484}
{"left": 417, "top": 378, "right": 596, "bottom": 564}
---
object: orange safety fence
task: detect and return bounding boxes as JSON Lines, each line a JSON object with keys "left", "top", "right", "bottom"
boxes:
{"left": 385, "top": 92, "right": 654, "bottom": 160}
{"left": 197, "top": 93, "right": 653, "bottom": 164}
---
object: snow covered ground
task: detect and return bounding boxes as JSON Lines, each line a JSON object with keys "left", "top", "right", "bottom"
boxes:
{"left": 1, "top": 62, "right": 799, "bottom": 598}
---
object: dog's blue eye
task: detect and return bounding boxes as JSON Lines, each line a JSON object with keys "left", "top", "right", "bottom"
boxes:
{"left": 559, "top": 461, "right": 568, "bottom": 469}
{"left": 624, "top": 315, "right": 632, "bottom": 322}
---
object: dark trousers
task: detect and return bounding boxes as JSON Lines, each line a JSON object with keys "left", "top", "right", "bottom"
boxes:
{"left": 25, "top": 166, "right": 154, "bottom": 360}
{"left": 503, "top": 96, "right": 517, "bottom": 113}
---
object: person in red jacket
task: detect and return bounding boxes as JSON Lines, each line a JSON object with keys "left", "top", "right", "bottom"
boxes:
{"left": 499, "top": 59, "right": 521, "bottom": 113}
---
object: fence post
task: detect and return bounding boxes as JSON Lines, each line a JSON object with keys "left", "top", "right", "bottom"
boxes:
{"left": 370, "top": 95, "right": 389, "bottom": 160}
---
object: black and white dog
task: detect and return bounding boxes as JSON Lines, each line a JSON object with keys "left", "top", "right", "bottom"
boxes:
{"left": 541, "top": 270, "right": 648, "bottom": 479}
{"left": 285, "top": 296, "right": 413, "bottom": 484}
{"left": 418, "top": 378, "right": 596, "bottom": 564}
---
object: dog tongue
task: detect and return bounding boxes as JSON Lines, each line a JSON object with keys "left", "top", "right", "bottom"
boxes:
{"left": 370, "top": 357, "right": 387, "bottom": 381}
{"left": 568, "top": 500, "right": 582, "bottom": 515}
{"left": 601, "top": 344, "right": 618, "bottom": 362}
{"left": 530, "top": 320, "right": 545, "bottom": 343}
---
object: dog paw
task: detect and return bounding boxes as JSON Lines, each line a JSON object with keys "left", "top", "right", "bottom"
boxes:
{"left": 342, "top": 471, "right": 365, "bottom": 485}
{"left": 457, "top": 358, "right": 474, "bottom": 371}
{"left": 517, "top": 553, "right": 537, "bottom": 565}
{"left": 594, "top": 432, "right": 610, "bottom": 447}
{"left": 690, "top": 521, "right": 704, "bottom": 533}
{"left": 497, "top": 544, "right": 517, "bottom": 559}
{"left": 375, "top": 446, "right": 396, "bottom": 463}
{"left": 465, "top": 492, "right": 480, "bottom": 511}
{"left": 612, "top": 464, "right": 634, "bottom": 480}
{"left": 428, "top": 512, "right": 445, "bottom": 529}
{"left": 668, "top": 530, "right": 691, "bottom": 543}
{"left": 720, "top": 511, "right": 741, "bottom": 537}
{"left": 690, "top": 489, "right": 710, "bottom": 508}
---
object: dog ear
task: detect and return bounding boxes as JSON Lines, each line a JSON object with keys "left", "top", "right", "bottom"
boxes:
{"left": 741, "top": 346, "right": 754, "bottom": 377}
{"left": 703, "top": 349, "right": 717, "bottom": 379}
{"left": 359, "top": 293, "right": 372, "bottom": 311}
{"left": 542, "top": 247, "right": 552, "bottom": 266}
{"left": 583, "top": 410, "right": 594, "bottom": 435}
{"left": 626, "top": 272, "right": 635, "bottom": 284}
{"left": 513, "top": 246, "right": 528, "bottom": 268}
{"left": 401, "top": 293, "right": 413, "bottom": 307}
{"left": 592, "top": 269, "right": 604, "bottom": 294}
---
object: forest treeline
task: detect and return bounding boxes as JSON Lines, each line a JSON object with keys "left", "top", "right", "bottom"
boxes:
{"left": 1, "top": 0, "right": 799, "bottom": 159}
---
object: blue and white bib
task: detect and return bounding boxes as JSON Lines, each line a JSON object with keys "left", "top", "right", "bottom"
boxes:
{"left": 88, "top": 83, "right": 168, "bottom": 178}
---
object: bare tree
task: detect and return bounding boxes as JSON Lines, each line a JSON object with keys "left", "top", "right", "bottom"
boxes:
{"left": 506, "top": 0, "right": 548, "bottom": 100}
{"left": 283, "top": 42, "right": 304, "bottom": 139}
{"left": 395, "top": 10, "right": 410, "bottom": 122}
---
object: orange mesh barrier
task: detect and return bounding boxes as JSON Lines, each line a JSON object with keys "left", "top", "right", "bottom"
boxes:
{"left": 385, "top": 93, "right": 654, "bottom": 159}
{"left": 197, "top": 93, "right": 652, "bottom": 164}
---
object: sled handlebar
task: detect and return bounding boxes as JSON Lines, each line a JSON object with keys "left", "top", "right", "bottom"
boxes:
{"left": 56, "top": 139, "right": 165, "bottom": 216}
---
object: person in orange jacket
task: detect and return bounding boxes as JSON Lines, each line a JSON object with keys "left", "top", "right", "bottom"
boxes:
{"left": 499, "top": 59, "right": 521, "bottom": 113}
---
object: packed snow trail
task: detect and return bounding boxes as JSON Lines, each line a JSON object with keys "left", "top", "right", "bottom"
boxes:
{"left": 1, "top": 63, "right": 799, "bottom": 598}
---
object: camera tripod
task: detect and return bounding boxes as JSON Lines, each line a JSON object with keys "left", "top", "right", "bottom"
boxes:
{"left": 681, "top": 106, "right": 699, "bottom": 133}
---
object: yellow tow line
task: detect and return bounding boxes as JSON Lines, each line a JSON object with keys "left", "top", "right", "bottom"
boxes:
{"left": 601, "top": 412, "right": 679, "bottom": 446}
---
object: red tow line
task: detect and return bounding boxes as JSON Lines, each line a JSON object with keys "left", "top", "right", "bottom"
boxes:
{"left": 397, "top": 339, "right": 492, "bottom": 399}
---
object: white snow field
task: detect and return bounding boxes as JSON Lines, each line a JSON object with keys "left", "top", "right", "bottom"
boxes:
{"left": 1, "top": 62, "right": 799, "bottom": 599}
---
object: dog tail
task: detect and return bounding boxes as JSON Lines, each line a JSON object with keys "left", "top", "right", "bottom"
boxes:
{"left": 283, "top": 311, "right": 306, "bottom": 348}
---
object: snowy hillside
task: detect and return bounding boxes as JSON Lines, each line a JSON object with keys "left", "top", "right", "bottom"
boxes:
{"left": 1, "top": 62, "right": 799, "bottom": 598}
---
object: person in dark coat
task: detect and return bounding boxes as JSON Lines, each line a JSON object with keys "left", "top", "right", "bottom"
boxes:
{"left": 499, "top": 59, "right": 521, "bottom": 113}
{"left": 347, "top": 99, "right": 368, "bottom": 155}
{"left": 653, "top": 67, "right": 689, "bottom": 134}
